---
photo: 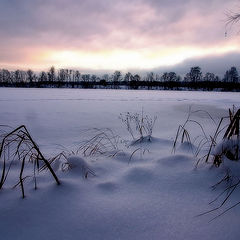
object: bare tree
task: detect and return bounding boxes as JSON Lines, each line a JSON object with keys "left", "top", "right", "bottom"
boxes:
{"left": 26, "top": 69, "right": 34, "bottom": 83}
{"left": 226, "top": 11, "right": 240, "bottom": 26}
{"left": 225, "top": 7, "right": 240, "bottom": 35}
{"left": 48, "top": 66, "right": 56, "bottom": 82}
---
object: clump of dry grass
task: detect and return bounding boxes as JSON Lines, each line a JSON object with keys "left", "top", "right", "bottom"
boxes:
{"left": 172, "top": 106, "right": 240, "bottom": 219}
{"left": 45, "top": 151, "right": 96, "bottom": 178}
{"left": 0, "top": 125, "right": 60, "bottom": 198}
{"left": 205, "top": 107, "right": 239, "bottom": 166}
{"left": 76, "top": 128, "right": 121, "bottom": 157}
{"left": 172, "top": 107, "right": 213, "bottom": 157}
{"left": 119, "top": 110, "right": 157, "bottom": 143}
{"left": 197, "top": 168, "right": 240, "bottom": 221}
{"left": 209, "top": 109, "right": 239, "bottom": 216}
{"left": 62, "top": 156, "right": 96, "bottom": 178}
{"left": 195, "top": 107, "right": 240, "bottom": 220}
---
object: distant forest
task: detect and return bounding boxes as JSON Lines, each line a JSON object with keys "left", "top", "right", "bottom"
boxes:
{"left": 0, "top": 66, "right": 240, "bottom": 91}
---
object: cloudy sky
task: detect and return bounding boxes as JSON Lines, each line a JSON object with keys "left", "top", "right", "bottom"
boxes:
{"left": 0, "top": 0, "right": 240, "bottom": 74}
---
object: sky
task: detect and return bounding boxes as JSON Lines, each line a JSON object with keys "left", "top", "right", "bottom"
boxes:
{"left": 0, "top": 0, "right": 240, "bottom": 75}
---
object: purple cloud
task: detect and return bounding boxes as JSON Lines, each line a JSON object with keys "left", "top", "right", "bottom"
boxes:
{"left": 0, "top": 0, "right": 239, "bottom": 71}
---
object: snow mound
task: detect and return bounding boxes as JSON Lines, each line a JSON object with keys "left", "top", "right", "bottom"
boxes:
{"left": 65, "top": 156, "right": 95, "bottom": 177}
{"left": 213, "top": 137, "right": 240, "bottom": 161}
{"left": 97, "top": 181, "right": 119, "bottom": 193}
{"left": 129, "top": 136, "right": 172, "bottom": 147}
{"left": 177, "top": 141, "right": 197, "bottom": 153}
{"left": 157, "top": 154, "right": 194, "bottom": 167}
{"left": 124, "top": 166, "right": 155, "bottom": 184}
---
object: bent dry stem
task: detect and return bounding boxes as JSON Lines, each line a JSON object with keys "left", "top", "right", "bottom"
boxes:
{"left": 0, "top": 125, "right": 60, "bottom": 198}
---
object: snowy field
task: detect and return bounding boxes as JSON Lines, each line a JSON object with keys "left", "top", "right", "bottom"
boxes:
{"left": 0, "top": 88, "right": 240, "bottom": 240}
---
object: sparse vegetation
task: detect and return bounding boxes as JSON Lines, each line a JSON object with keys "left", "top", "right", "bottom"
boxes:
{"left": 119, "top": 110, "right": 157, "bottom": 143}
{"left": 1, "top": 106, "right": 239, "bottom": 221}
{"left": 173, "top": 107, "right": 240, "bottom": 219}
{"left": 0, "top": 125, "right": 60, "bottom": 198}
{"left": 202, "top": 108, "right": 240, "bottom": 220}
{"left": 62, "top": 156, "right": 96, "bottom": 178}
{"left": 205, "top": 107, "right": 239, "bottom": 166}
{"left": 172, "top": 107, "right": 214, "bottom": 157}
{"left": 77, "top": 128, "right": 120, "bottom": 157}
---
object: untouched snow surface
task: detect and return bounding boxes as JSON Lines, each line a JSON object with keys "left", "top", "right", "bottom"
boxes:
{"left": 0, "top": 88, "right": 240, "bottom": 240}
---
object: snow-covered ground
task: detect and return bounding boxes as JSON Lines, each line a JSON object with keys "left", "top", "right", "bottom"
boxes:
{"left": 0, "top": 88, "right": 240, "bottom": 240}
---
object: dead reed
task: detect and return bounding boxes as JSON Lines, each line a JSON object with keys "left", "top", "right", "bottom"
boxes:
{"left": 195, "top": 107, "right": 240, "bottom": 220}
{"left": 119, "top": 110, "right": 157, "bottom": 143}
{"left": 0, "top": 125, "right": 60, "bottom": 198}
{"left": 206, "top": 108, "right": 240, "bottom": 166}
{"left": 172, "top": 107, "right": 213, "bottom": 157}
{"left": 76, "top": 128, "right": 120, "bottom": 157}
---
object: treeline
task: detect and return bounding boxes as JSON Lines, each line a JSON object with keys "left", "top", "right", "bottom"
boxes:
{"left": 0, "top": 66, "right": 240, "bottom": 91}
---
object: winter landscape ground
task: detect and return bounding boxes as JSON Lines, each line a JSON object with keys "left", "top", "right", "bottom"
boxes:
{"left": 0, "top": 88, "right": 240, "bottom": 240}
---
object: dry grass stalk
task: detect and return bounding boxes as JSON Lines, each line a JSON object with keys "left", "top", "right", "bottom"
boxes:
{"left": 197, "top": 175, "right": 240, "bottom": 222}
{"left": 197, "top": 108, "right": 240, "bottom": 220}
{"left": 63, "top": 158, "right": 96, "bottom": 178}
{"left": 172, "top": 107, "right": 212, "bottom": 156}
{"left": 0, "top": 125, "right": 60, "bottom": 198}
{"left": 77, "top": 128, "right": 120, "bottom": 157}
{"left": 128, "top": 147, "right": 149, "bottom": 164}
{"left": 212, "top": 108, "right": 240, "bottom": 166}
{"left": 119, "top": 110, "right": 157, "bottom": 143}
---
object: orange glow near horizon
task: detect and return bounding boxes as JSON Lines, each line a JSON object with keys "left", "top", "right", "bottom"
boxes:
{"left": 21, "top": 43, "right": 240, "bottom": 71}
{"left": 1, "top": 40, "right": 240, "bottom": 71}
